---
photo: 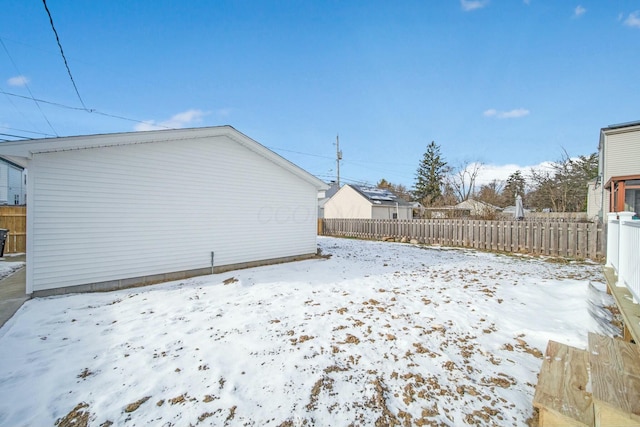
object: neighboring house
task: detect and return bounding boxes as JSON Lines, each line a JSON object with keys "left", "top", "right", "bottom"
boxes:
{"left": 0, "top": 157, "right": 26, "bottom": 205}
{"left": 588, "top": 120, "right": 640, "bottom": 219}
{"left": 454, "top": 199, "right": 500, "bottom": 217}
{"left": 317, "top": 181, "right": 340, "bottom": 218}
{"left": 324, "top": 184, "right": 413, "bottom": 219}
{"left": 0, "top": 126, "right": 328, "bottom": 296}
{"left": 586, "top": 178, "right": 602, "bottom": 220}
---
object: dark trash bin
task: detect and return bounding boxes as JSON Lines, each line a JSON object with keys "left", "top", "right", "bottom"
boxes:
{"left": 0, "top": 229, "right": 8, "bottom": 257}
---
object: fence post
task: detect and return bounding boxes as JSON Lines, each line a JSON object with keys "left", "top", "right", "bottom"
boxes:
{"left": 616, "top": 212, "right": 636, "bottom": 289}
{"left": 605, "top": 213, "right": 619, "bottom": 269}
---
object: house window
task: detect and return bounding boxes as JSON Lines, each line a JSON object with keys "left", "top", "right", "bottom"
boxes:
{"left": 608, "top": 177, "right": 640, "bottom": 215}
{"left": 624, "top": 180, "right": 640, "bottom": 215}
{"left": 14, "top": 194, "right": 19, "bottom": 205}
{"left": 392, "top": 213, "right": 398, "bottom": 219}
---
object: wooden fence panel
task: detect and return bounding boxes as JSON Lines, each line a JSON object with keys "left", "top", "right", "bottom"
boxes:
{"left": 588, "top": 222, "right": 599, "bottom": 259}
{"left": 576, "top": 223, "right": 585, "bottom": 259}
{"left": 320, "top": 218, "right": 604, "bottom": 260}
{"left": 513, "top": 221, "right": 522, "bottom": 252}
{"left": 474, "top": 220, "right": 482, "bottom": 250}
{"left": 568, "top": 223, "right": 576, "bottom": 258}
{"left": 0, "top": 206, "right": 26, "bottom": 254}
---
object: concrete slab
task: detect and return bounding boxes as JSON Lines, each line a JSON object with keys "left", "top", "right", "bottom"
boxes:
{"left": 0, "top": 256, "right": 28, "bottom": 329}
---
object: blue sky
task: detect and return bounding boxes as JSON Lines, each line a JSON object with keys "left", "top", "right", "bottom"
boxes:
{"left": 1, "top": 1, "right": 639, "bottom": 188}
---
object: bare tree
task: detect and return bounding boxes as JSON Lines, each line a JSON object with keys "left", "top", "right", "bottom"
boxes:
{"left": 376, "top": 178, "right": 412, "bottom": 202}
{"left": 527, "top": 150, "right": 598, "bottom": 212}
{"left": 445, "top": 161, "right": 484, "bottom": 203}
{"left": 476, "top": 179, "right": 505, "bottom": 207}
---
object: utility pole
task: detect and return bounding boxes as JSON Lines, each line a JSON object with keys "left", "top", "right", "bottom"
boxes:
{"left": 336, "top": 134, "right": 342, "bottom": 187}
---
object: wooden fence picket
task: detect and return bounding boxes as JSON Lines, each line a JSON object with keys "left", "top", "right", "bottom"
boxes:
{"left": 0, "top": 206, "right": 26, "bottom": 254}
{"left": 320, "top": 218, "right": 604, "bottom": 260}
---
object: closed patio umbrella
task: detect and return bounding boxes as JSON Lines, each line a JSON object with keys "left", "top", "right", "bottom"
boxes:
{"left": 515, "top": 195, "right": 525, "bottom": 220}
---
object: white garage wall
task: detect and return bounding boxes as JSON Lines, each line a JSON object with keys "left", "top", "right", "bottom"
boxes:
{"left": 27, "top": 134, "right": 318, "bottom": 292}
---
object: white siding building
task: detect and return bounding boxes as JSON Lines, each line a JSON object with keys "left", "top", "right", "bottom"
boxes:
{"left": 0, "top": 157, "right": 26, "bottom": 205}
{"left": 0, "top": 126, "right": 327, "bottom": 296}
{"left": 588, "top": 121, "right": 640, "bottom": 219}
{"left": 454, "top": 199, "right": 500, "bottom": 217}
{"left": 324, "top": 185, "right": 413, "bottom": 220}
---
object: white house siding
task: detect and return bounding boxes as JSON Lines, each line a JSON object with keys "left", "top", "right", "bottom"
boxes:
{"left": 586, "top": 181, "right": 602, "bottom": 220}
{"left": 603, "top": 129, "right": 640, "bottom": 180}
{"left": 371, "top": 205, "right": 412, "bottom": 220}
{"left": 601, "top": 125, "right": 640, "bottom": 214}
{"left": 324, "top": 186, "right": 371, "bottom": 218}
{"left": 0, "top": 161, "right": 26, "bottom": 204}
{"left": 26, "top": 134, "right": 319, "bottom": 293}
{"left": 8, "top": 166, "right": 25, "bottom": 205}
{"left": 0, "top": 164, "right": 7, "bottom": 203}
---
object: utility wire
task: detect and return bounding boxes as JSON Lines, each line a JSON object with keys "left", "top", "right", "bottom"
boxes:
{"left": 0, "top": 133, "right": 31, "bottom": 140}
{"left": 42, "top": 0, "right": 87, "bottom": 110}
{"left": 0, "top": 125, "right": 56, "bottom": 138}
{"left": 0, "top": 37, "right": 59, "bottom": 136}
{"left": 3, "top": 91, "right": 172, "bottom": 130}
{"left": 267, "top": 146, "right": 335, "bottom": 160}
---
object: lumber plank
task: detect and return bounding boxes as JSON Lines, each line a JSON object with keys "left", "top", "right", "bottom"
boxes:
{"left": 533, "top": 340, "right": 594, "bottom": 427}
{"left": 589, "top": 334, "right": 640, "bottom": 377}
{"left": 603, "top": 267, "right": 640, "bottom": 345}
{"left": 589, "top": 333, "right": 640, "bottom": 426}
{"left": 539, "top": 407, "right": 590, "bottom": 427}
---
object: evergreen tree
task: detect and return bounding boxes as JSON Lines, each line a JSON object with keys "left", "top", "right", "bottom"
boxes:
{"left": 502, "top": 170, "right": 526, "bottom": 205}
{"left": 413, "top": 141, "right": 447, "bottom": 206}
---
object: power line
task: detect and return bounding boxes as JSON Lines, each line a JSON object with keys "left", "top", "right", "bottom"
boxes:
{"left": 267, "top": 146, "right": 334, "bottom": 160}
{"left": 42, "top": 0, "right": 87, "bottom": 110}
{"left": 92, "top": 109, "right": 171, "bottom": 128}
{"left": 0, "top": 125, "right": 55, "bottom": 137}
{"left": 2, "top": 91, "right": 171, "bottom": 130}
{"left": 3, "top": 91, "right": 88, "bottom": 111}
{"left": 0, "top": 133, "right": 31, "bottom": 140}
{"left": 0, "top": 37, "right": 59, "bottom": 136}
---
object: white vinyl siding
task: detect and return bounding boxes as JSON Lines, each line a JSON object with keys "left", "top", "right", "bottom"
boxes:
{"left": 324, "top": 185, "right": 412, "bottom": 219}
{"left": 0, "top": 164, "right": 7, "bottom": 203}
{"left": 586, "top": 181, "right": 602, "bottom": 219}
{"left": 604, "top": 129, "right": 640, "bottom": 181}
{"left": 0, "top": 161, "right": 25, "bottom": 204}
{"left": 323, "top": 186, "right": 372, "bottom": 218}
{"left": 8, "top": 165, "right": 25, "bottom": 204}
{"left": 601, "top": 126, "right": 640, "bottom": 214}
{"left": 28, "top": 135, "right": 318, "bottom": 292}
{"left": 372, "top": 205, "right": 412, "bottom": 220}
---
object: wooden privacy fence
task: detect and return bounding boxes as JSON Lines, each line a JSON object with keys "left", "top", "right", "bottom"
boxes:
{"left": 0, "top": 206, "right": 26, "bottom": 254}
{"left": 320, "top": 218, "right": 604, "bottom": 260}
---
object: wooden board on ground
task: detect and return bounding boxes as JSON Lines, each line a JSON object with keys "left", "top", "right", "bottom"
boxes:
{"left": 533, "top": 340, "right": 594, "bottom": 427}
{"left": 589, "top": 333, "right": 640, "bottom": 427}
{"left": 603, "top": 267, "right": 640, "bottom": 344}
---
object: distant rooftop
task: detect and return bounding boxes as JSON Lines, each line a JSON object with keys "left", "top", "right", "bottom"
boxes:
{"left": 350, "top": 185, "right": 412, "bottom": 206}
{"left": 605, "top": 120, "right": 640, "bottom": 130}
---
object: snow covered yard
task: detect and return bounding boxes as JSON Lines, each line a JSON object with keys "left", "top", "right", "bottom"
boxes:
{"left": 0, "top": 237, "right": 611, "bottom": 426}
